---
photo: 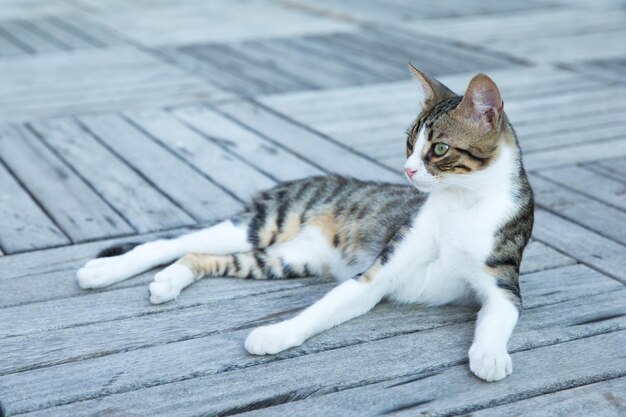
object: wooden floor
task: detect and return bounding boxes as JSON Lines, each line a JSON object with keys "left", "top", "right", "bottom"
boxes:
{"left": 1, "top": 0, "right": 625, "bottom": 415}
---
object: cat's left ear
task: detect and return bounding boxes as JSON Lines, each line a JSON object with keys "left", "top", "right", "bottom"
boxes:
{"left": 453, "top": 73, "right": 503, "bottom": 132}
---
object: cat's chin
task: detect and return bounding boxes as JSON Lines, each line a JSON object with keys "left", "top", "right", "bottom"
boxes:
{"left": 408, "top": 181, "right": 437, "bottom": 193}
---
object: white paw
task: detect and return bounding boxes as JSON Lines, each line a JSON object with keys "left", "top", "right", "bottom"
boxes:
{"left": 469, "top": 343, "right": 513, "bottom": 382}
{"left": 149, "top": 264, "right": 194, "bottom": 304}
{"left": 77, "top": 256, "right": 136, "bottom": 289}
{"left": 245, "top": 322, "right": 305, "bottom": 355}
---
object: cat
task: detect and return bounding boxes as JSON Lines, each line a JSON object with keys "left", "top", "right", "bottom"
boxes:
{"left": 77, "top": 65, "right": 534, "bottom": 382}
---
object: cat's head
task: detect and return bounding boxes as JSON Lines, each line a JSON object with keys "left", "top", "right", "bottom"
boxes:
{"left": 404, "top": 65, "right": 512, "bottom": 192}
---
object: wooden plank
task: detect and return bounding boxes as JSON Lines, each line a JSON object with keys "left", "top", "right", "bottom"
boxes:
{"left": 589, "top": 156, "right": 626, "bottom": 181}
{"left": 213, "top": 100, "right": 403, "bottom": 183}
{"left": 0, "top": 282, "right": 336, "bottom": 375}
{"left": 10, "top": 286, "right": 625, "bottom": 416}
{"left": 523, "top": 137, "right": 626, "bottom": 170}
{"left": 409, "top": 9, "right": 626, "bottom": 45}
{"left": 31, "top": 118, "right": 195, "bottom": 233}
{"left": 44, "top": 15, "right": 122, "bottom": 48}
{"left": 191, "top": 43, "right": 315, "bottom": 94}
{"left": 0, "top": 47, "right": 231, "bottom": 123}
{"left": 171, "top": 105, "right": 324, "bottom": 181}
{"left": 572, "top": 57, "right": 626, "bottom": 85}
{"left": 0, "top": 161, "right": 68, "bottom": 253}
{"left": 537, "top": 165, "right": 626, "bottom": 212}
{"left": 125, "top": 109, "right": 277, "bottom": 201}
{"left": 519, "top": 240, "right": 575, "bottom": 274}
{"left": 0, "top": 27, "right": 29, "bottom": 56}
{"left": 530, "top": 174, "right": 626, "bottom": 245}
{"left": 470, "top": 377, "right": 626, "bottom": 417}
{"left": 33, "top": 17, "right": 101, "bottom": 50}
{"left": 0, "top": 271, "right": 321, "bottom": 339}
{"left": 533, "top": 209, "right": 626, "bottom": 283}
{"left": 86, "top": 0, "right": 354, "bottom": 46}
{"left": 0, "top": 124, "right": 133, "bottom": 242}
{"left": 235, "top": 332, "right": 626, "bottom": 417}
{"left": 0, "top": 19, "right": 61, "bottom": 53}
{"left": 0, "top": 264, "right": 615, "bottom": 379}
{"left": 0, "top": 0, "right": 74, "bottom": 20}
{"left": 522, "top": 121, "right": 626, "bottom": 152}
{"left": 239, "top": 38, "right": 376, "bottom": 87}
{"left": 79, "top": 114, "right": 242, "bottom": 222}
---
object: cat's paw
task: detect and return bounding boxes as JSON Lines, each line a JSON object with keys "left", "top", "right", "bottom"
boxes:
{"left": 149, "top": 264, "right": 194, "bottom": 304}
{"left": 468, "top": 343, "right": 513, "bottom": 382}
{"left": 245, "top": 322, "right": 305, "bottom": 355}
{"left": 77, "top": 257, "right": 133, "bottom": 289}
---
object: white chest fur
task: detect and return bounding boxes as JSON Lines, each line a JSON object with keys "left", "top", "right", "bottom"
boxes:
{"left": 387, "top": 149, "right": 519, "bottom": 306}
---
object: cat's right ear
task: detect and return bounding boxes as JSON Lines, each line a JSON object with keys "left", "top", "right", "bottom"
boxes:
{"left": 409, "top": 64, "right": 456, "bottom": 109}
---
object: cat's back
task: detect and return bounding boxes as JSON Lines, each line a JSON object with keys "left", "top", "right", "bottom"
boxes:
{"left": 243, "top": 175, "right": 427, "bottom": 257}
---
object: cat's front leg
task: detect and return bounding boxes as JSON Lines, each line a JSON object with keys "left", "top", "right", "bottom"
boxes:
{"left": 468, "top": 284, "right": 519, "bottom": 382}
{"left": 245, "top": 273, "right": 389, "bottom": 355}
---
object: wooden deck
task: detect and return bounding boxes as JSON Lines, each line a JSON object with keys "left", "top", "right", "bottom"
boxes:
{"left": 1, "top": 0, "right": 625, "bottom": 415}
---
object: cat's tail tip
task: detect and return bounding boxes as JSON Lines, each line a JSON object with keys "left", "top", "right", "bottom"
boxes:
{"left": 97, "top": 242, "right": 141, "bottom": 258}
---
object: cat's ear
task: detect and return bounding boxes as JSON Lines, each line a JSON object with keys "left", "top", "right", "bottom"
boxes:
{"left": 408, "top": 64, "right": 456, "bottom": 109}
{"left": 454, "top": 73, "right": 503, "bottom": 132}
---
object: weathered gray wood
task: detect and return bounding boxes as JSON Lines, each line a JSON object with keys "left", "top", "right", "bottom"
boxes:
{"left": 523, "top": 137, "right": 626, "bottom": 170}
{"left": 0, "top": 20, "right": 61, "bottom": 53}
{"left": 190, "top": 43, "right": 315, "bottom": 95}
{"left": 533, "top": 209, "right": 626, "bottom": 283}
{"left": 214, "top": 100, "right": 403, "bottom": 183}
{"left": 0, "top": 272, "right": 321, "bottom": 339}
{"left": 537, "top": 166, "right": 626, "bottom": 212}
{"left": 530, "top": 174, "right": 626, "bottom": 245}
{"left": 171, "top": 105, "right": 325, "bottom": 181}
{"left": 11, "top": 294, "right": 625, "bottom": 416}
{"left": 78, "top": 113, "right": 243, "bottom": 222}
{"left": 1, "top": 267, "right": 619, "bottom": 380}
{"left": 84, "top": 0, "right": 353, "bottom": 46}
{"left": 589, "top": 156, "right": 626, "bottom": 181}
{"left": 0, "top": 282, "right": 333, "bottom": 375}
{"left": 0, "top": 124, "right": 133, "bottom": 242}
{"left": 0, "top": 161, "right": 68, "bottom": 253}
{"left": 470, "top": 377, "right": 626, "bottom": 417}
{"left": 125, "top": 109, "right": 277, "bottom": 201}
{"left": 0, "top": 47, "right": 231, "bottom": 123}
{"left": 573, "top": 57, "right": 626, "bottom": 85}
{"left": 30, "top": 118, "right": 196, "bottom": 233}
{"left": 0, "top": 26, "right": 30, "bottom": 56}
{"left": 1, "top": 2, "right": 625, "bottom": 416}
{"left": 44, "top": 15, "right": 123, "bottom": 48}
{"left": 32, "top": 17, "right": 103, "bottom": 50}
{"left": 234, "top": 332, "right": 626, "bottom": 417}
{"left": 519, "top": 240, "right": 575, "bottom": 274}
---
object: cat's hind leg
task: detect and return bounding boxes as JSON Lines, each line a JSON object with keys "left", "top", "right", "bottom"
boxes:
{"left": 77, "top": 219, "right": 252, "bottom": 289}
{"left": 149, "top": 227, "right": 332, "bottom": 304}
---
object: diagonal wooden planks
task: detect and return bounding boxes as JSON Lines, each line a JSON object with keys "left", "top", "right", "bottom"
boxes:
{"left": 0, "top": 0, "right": 625, "bottom": 415}
{"left": 10, "top": 283, "right": 624, "bottom": 416}
{"left": 0, "top": 124, "right": 133, "bottom": 243}
{"left": 0, "top": 159, "right": 69, "bottom": 253}
{"left": 162, "top": 27, "right": 519, "bottom": 96}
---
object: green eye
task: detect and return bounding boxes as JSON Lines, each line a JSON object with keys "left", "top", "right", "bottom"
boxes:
{"left": 433, "top": 143, "right": 449, "bottom": 156}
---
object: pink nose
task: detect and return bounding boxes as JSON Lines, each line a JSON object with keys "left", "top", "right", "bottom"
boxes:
{"left": 404, "top": 167, "right": 417, "bottom": 178}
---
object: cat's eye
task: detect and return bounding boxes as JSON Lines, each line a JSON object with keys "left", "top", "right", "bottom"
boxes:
{"left": 433, "top": 143, "right": 449, "bottom": 156}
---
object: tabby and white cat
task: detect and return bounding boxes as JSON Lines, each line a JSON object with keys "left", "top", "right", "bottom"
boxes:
{"left": 77, "top": 66, "right": 534, "bottom": 382}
